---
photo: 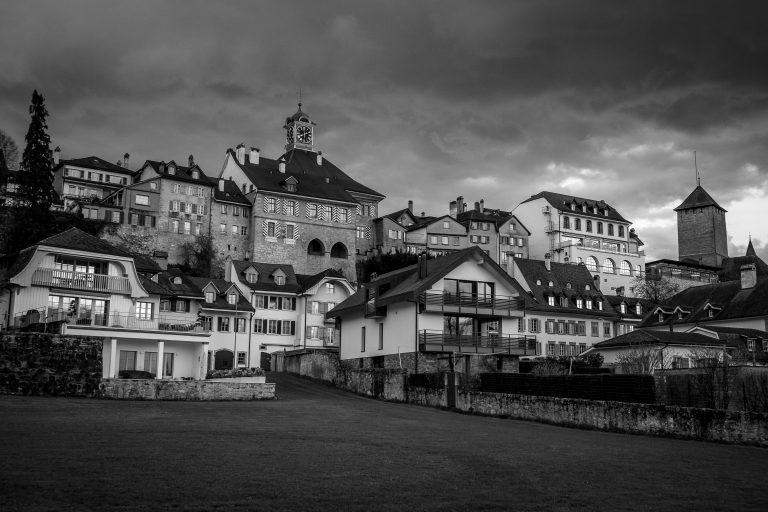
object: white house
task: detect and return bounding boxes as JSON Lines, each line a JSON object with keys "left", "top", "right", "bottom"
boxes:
{"left": 326, "top": 247, "right": 537, "bottom": 366}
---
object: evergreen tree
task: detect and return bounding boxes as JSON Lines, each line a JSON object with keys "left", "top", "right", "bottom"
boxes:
{"left": 18, "top": 90, "right": 56, "bottom": 210}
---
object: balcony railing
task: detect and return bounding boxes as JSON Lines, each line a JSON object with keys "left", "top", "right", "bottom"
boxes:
{"left": 9, "top": 307, "right": 209, "bottom": 333}
{"left": 31, "top": 268, "right": 131, "bottom": 294}
{"left": 419, "top": 330, "right": 538, "bottom": 355}
{"left": 556, "top": 239, "right": 644, "bottom": 257}
{"left": 419, "top": 291, "right": 523, "bottom": 316}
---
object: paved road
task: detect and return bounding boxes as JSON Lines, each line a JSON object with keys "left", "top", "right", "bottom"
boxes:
{"left": 1, "top": 373, "right": 766, "bottom": 511}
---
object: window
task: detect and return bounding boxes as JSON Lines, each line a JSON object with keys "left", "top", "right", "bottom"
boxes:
{"left": 308, "top": 326, "right": 320, "bottom": 339}
{"left": 575, "top": 218, "right": 581, "bottom": 230}
{"left": 441, "top": 236, "right": 449, "bottom": 245}
{"left": 545, "top": 320, "right": 555, "bottom": 334}
{"left": 429, "top": 235, "right": 438, "bottom": 245}
{"left": 559, "top": 297, "right": 568, "bottom": 307}
{"left": 597, "top": 222, "right": 603, "bottom": 234}
{"left": 232, "top": 206, "right": 240, "bottom": 217}
{"left": 237, "top": 352, "right": 246, "bottom": 366}
{"left": 205, "top": 291, "right": 214, "bottom": 303}
{"left": 576, "top": 298, "right": 583, "bottom": 309}
{"left": 135, "top": 302, "right": 153, "bottom": 320}
{"left": 608, "top": 224, "right": 614, "bottom": 236}
{"left": 619, "top": 261, "right": 631, "bottom": 275}
{"left": 307, "top": 203, "right": 318, "bottom": 218}
{"left": 217, "top": 317, "right": 230, "bottom": 332}
{"left": 267, "top": 221, "right": 276, "bottom": 238}
{"left": 274, "top": 275, "right": 285, "bottom": 286}
{"left": 636, "top": 303, "right": 643, "bottom": 315}
{"left": 265, "top": 197, "right": 276, "bottom": 212}
{"left": 620, "top": 303, "right": 627, "bottom": 314}
{"left": 591, "top": 322, "right": 599, "bottom": 337}
{"left": 339, "top": 209, "right": 348, "bottom": 223}
{"left": 184, "top": 221, "right": 191, "bottom": 235}
{"left": 326, "top": 283, "right": 335, "bottom": 294}
{"left": 221, "top": 204, "right": 228, "bottom": 214}
{"left": 160, "top": 300, "right": 170, "bottom": 312}
{"left": 585, "top": 299, "right": 593, "bottom": 310}
{"left": 135, "top": 194, "right": 149, "bottom": 205}
{"left": 563, "top": 216, "right": 570, "bottom": 229}
{"left": 528, "top": 318, "right": 540, "bottom": 333}
{"left": 603, "top": 323, "right": 611, "bottom": 337}
{"left": 241, "top": 226, "right": 248, "bottom": 236}
{"left": 232, "top": 225, "right": 238, "bottom": 235}
{"left": 175, "top": 300, "right": 187, "bottom": 312}
{"left": 119, "top": 350, "right": 136, "bottom": 371}
{"left": 378, "top": 324, "right": 384, "bottom": 350}
{"left": 195, "top": 223, "right": 202, "bottom": 235}
{"left": 586, "top": 220, "right": 592, "bottom": 232}
{"left": 234, "top": 318, "right": 246, "bottom": 333}
{"left": 356, "top": 226, "right": 366, "bottom": 239}
{"left": 361, "top": 326, "right": 366, "bottom": 352}
{"left": 220, "top": 223, "right": 226, "bottom": 234}
{"left": 286, "top": 200, "right": 297, "bottom": 216}
{"left": 443, "top": 221, "right": 450, "bottom": 229}
{"left": 585, "top": 257, "right": 598, "bottom": 272}
{"left": 603, "top": 259, "right": 615, "bottom": 274}
{"left": 172, "top": 184, "right": 180, "bottom": 193}
{"left": 547, "top": 296, "right": 555, "bottom": 306}
{"left": 227, "top": 293, "right": 237, "bottom": 305}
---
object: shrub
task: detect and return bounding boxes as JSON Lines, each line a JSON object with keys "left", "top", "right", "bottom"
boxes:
{"left": 118, "top": 370, "right": 155, "bottom": 379}
{"left": 206, "top": 367, "right": 265, "bottom": 379}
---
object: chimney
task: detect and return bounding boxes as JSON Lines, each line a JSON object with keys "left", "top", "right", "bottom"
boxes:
{"left": 740, "top": 263, "right": 757, "bottom": 289}
{"left": 218, "top": 178, "right": 225, "bottom": 192}
{"left": 421, "top": 211, "right": 425, "bottom": 218}
{"left": 279, "top": 158, "right": 286, "bottom": 173}
{"left": 449, "top": 200, "right": 457, "bottom": 218}
{"left": 53, "top": 146, "right": 60, "bottom": 165}
{"left": 457, "top": 196, "right": 464, "bottom": 214}
{"left": 408, "top": 200, "right": 413, "bottom": 212}
{"left": 124, "top": 152, "right": 130, "bottom": 168}
{"left": 188, "top": 154, "right": 194, "bottom": 167}
{"left": 544, "top": 252, "right": 551, "bottom": 271}
{"left": 480, "top": 199, "right": 485, "bottom": 213}
{"left": 116, "top": 160, "right": 122, "bottom": 167}
{"left": 593, "top": 275, "right": 601, "bottom": 290}
{"left": 316, "top": 151, "right": 323, "bottom": 165}
{"left": 152, "top": 250, "right": 168, "bottom": 271}
{"left": 236, "top": 144, "right": 245, "bottom": 164}
{"left": 418, "top": 253, "right": 428, "bottom": 279}
{"left": 250, "top": 147, "right": 260, "bottom": 165}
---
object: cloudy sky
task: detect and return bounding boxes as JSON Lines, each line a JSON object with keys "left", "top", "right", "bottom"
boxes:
{"left": 2, "top": 0, "right": 767, "bottom": 262}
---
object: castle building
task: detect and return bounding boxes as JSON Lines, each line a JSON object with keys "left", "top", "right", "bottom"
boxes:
{"left": 674, "top": 184, "right": 729, "bottom": 267}
{"left": 512, "top": 191, "right": 645, "bottom": 297}
{"left": 217, "top": 104, "right": 385, "bottom": 281}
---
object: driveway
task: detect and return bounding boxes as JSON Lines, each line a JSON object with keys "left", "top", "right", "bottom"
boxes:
{"left": 0, "top": 372, "right": 765, "bottom": 511}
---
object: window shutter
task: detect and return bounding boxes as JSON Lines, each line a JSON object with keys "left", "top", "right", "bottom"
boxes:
{"left": 291, "top": 298, "right": 296, "bottom": 310}
{"left": 356, "top": 204, "right": 362, "bottom": 215}
{"left": 275, "top": 223, "right": 283, "bottom": 238}
{"left": 365, "top": 226, "right": 371, "bottom": 240}
{"left": 151, "top": 216, "right": 157, "bottom": 227}
{"left": 263, "top": 198, "right": 269, "bottom": 213}
{"left": 294, "top": 204, "right": 300, "bottom": 217}
{"left": 280, "top": 198, "right": 287, "bottom": 215}
{"left": 262, "top": 220, "right": 268, "bottom": 237}
{"left": 306, "top": 326, "right": 312, "bottom": 339}
{"left": 305, "top": 203, "right": 311, "bottom": 217}
{"left": 185, "top": 300, "right": 191, "bottom": 313}
{"left": 291, "top": 321, "right": 296, "bottom": 336}
{"left": 347, "top": 209, "right": 353, "bottom": 224}
{"left": 293, "top": 224, "right": 300, "bottom": 240}
{"left": 318, "top": 205, "right": 325, "bottom": 221}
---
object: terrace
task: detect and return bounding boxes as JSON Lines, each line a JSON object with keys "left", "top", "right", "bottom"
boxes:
{"left": 419, "top": 330, "right": 537, "bottom": 355}
{"left": 10, "top": 307, "right": 209, "bottom": 334}
{"left": 418, "top": 290, "right": 524, "bottom": 317}
{"left": 31, "top": 268, "right": 131, "bottom": 295}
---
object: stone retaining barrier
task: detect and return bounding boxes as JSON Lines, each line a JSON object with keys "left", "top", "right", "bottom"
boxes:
{"left": 101, "top": 379, "right": 275, "bottom": 400}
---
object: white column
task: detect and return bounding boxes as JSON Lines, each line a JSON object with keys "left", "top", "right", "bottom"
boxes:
{"left": 109, "top": 338, "right": 118, "bottom": 378}
{"left": 201, "top": 343, "right": 209, "bottom": 379}
{"left": 157, "top": 340, "right": 165, "bottom": 380}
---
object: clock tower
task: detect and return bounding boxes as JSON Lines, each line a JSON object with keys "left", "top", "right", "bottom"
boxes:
{"left": 283, "top": 103, "right": 316, "bottom": 152}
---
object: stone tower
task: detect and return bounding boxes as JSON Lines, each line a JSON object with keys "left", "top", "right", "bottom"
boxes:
{"left": 674, "top": 185, "right": 728, "bottom": 266}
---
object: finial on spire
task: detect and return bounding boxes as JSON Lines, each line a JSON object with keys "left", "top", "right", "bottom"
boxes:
{"left": 694, "top": 150, "right": 700, "bottom": 186}
{"left": 298, "top": 88, "right": 303, "bottom": 109}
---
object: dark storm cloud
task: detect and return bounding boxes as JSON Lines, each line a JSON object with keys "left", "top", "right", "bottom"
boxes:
{"left": 2, "top": 0, "right": 768, "bottom": 261}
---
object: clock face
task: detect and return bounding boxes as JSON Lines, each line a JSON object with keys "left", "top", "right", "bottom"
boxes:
{"left": 296, "top": 125, "right": 312, "bottom": 144}
{"left": 286, "top": 126, "right": 294, "bottom": 144}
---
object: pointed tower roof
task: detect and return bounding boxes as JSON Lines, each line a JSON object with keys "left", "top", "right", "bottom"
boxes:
{"left": 746, "top": 237, "right": 757, "bottom": 257}
{"left": 674, "top": 185, "right": 726, "bottom": 212}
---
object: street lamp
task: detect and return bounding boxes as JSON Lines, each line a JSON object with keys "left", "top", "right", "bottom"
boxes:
{"left": 248, "top": 288, "right": 255, "bottom": 368}
{"left": 233, "top": 294, "right": 238, "bottom": 369}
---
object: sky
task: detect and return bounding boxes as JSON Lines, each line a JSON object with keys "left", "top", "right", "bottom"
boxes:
{"left": 2, "top": 0, "right": 767, "bottom": 263}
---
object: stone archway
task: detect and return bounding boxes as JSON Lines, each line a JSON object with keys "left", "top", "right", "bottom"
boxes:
{"left": 307, "top": 239, "right": 325, "bottom": 256}
{"left": 330, "top": 242, "right": 348, "bottom": 259}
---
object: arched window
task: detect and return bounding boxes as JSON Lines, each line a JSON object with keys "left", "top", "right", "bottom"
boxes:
{"left": 585, "top": 256, "right": 598, "bottom": 272}
{"left": 603, "top": 259, "right": 615, "bottom": 274}
{"left": 330, "top": 242, "right": 348, "bottom": 259}
{"left": 307, "top": 239, "right": 325, "bottom": 256}
{"left": 575, "top": 219, "right": 581, "bottom": 230}
{"left": 619, "top": 261, "right": 632, "bottom": 275}
{"left": 597, "top": 222, "right": 603, "bottom": 234}
{"left": 563, "top": 216, "right": 570, "bottom": 229}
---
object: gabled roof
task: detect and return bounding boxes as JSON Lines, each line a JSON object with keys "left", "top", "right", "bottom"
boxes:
{"left": 513, "top": 258, "right": 616, "bottom": 317}
{"left": 229, "top": 148, "right": 383, "bottom": 204}
{"left": 230, "top": 260, "right": 302, "bottom": 293}
{"left": 457, "top": 208, "right": 512, "bottom": 229}
{"left": 695, "top": 326, "right": 768, "bottom": 339}
{"left": 520, "top": 191, "right": 629, "bottom": 223}
{"left": 328, "top": 246, "right": 527, "bottom": 317}
{"left": 718, "top": 252, "right": 768, "bottom": 282}
{"left": 153, "top": 268, "right": 205, "bottom": 298}
{"left": 58, "top": 156, "right": 133, "bottom": 175}
{"left": 295, "top": 268, "right": 347, "bottom": 292}
{"left": 37, "top": 228, "right": 133, "bottom": 259}
{"left": 211, "top": 178, "right": 251, "bottom": 206}
{"left": 591, "top": 329, "right": 742, "bottom": 349}
{"left": 405, "top": 214, "right": 452, "bottom": 232}
{"left": 377, "top": 208, "right": 416, "bottom": 226}
{"left": 639, "top": 276, "right": 768, "bottom": 327}
{"left": 188, "top": 277, "right": 254, "bottom": 312}
{"left": 143, "top": 160, "right": 213, "bottom": 186}
{"left": 603, "top": 295, "right": 656, "bottom": 320}
{"left": 674, "top": 185, "right": 726, "bottom": 212}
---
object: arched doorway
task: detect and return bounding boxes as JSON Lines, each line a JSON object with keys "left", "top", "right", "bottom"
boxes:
{"left": 330, "top": 242, "right": 348, "bottom": 259}
{"left": 307, "top": 239, "right": 325, "bottom": 256}
{"left": 214, "top": 350, "right": 234, "bottom": 370}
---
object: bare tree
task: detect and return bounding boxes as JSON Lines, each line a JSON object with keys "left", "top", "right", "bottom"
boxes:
{"left": 632, "top": 275, "right": 680, "bottom": 304}
{"left": 0, "top": 129, "right": 20, "bottom": 169}
{"left": 687, "top": 345, "right": 730, "bottom": 409}
{"left": 616, "top": 344, "right": 671, "bottom": 374}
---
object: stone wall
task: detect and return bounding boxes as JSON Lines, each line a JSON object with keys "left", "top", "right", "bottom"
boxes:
{"left": 101, "top": 379, "right": 276, "bottom": 400}
{"left": 0, "top": 333, "right": 103, "bottom": 397}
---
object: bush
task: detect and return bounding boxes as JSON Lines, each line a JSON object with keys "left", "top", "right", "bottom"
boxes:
{"left": 118, "top": 370, "right": 155, "bottom": 379}
{"left": 206, "top": 367, "right": 265, "bottom": 379}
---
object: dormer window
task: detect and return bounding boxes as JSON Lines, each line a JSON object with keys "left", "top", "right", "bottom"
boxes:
{"left": 205, "top": 291, "right": 215, "bottom": 303}
{"left": 677, "top": 311, "right": 684, "bottom": 320}
{"left": 547, "top": 296, "right": 555, "bottom": 306}
{"left": 585, "top": 284, "right": 591, "bottom": 291}
{"left": 658, "top": 312, "right": 664, "bottom": 323}
{"left": 636, "top": 304, "right": 642, "bottom": 315}
{"left": 597, "top": 301, "right": 603, "bottom": 311}
{"left": 576, "top": 298, "right": 583, "bottom": 309}
{"left": 536, "top": 279, "right": 542, "bottom": 286}
{"left": 286, "top": 182, "right": 296, "bottom": 192}
{"left": 227, "top": 293, "right": 237, "bottom": 305}
{"left": 620, "top": 303, "right": 627, "bottom": 314}
{"left": 173, "top": 277, "right": 182, "bottom": 285}
{"left": 192, "top": 171, "right": 199, "bottom": 180}
{"left": 246, "top": 272, "right": 257, "bottom": 283}
{"left": 565, "top": 283, "right": 572, "bottom": 289}
{"left": 274, "top": 275, "right": 285, "bottom": 286}
{"left": 592, "top": 206, "right": 598, "bottom": 214}
{"left": 570, "top": 202, "right": 576, "bottom": 211}
{"left": 548, "top": 281, "right": 554, "bottom": 287}
{"left": 708, "top": 309, "right": 714, "bottom": 318}
{"left": 168, "top": 165, "right": 176, "bottom": 175}
{"left": 585, "top": 299, "right": 593, "bottom": 309}
{"left": 559, "top": 297, "right": 568, "bottom": 307}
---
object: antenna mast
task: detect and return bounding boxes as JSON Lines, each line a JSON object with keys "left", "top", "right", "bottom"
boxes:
{"left": 694, "top": 151, "right": 700, "bottom": 186}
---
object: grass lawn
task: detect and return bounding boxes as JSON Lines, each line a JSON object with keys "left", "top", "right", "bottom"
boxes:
{"left": 0, "top": 373, "right": 765, "bottom": 511}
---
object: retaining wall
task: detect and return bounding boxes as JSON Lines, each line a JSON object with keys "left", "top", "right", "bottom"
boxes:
{"left": 101, "top": 379, "right": 276, "bottom": 400}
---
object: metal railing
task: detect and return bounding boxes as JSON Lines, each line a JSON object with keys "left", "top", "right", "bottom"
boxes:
{"left": 419, "top": 291, "right": 523, "bottom": 315}
{"left": 31, "top": 268, "right": 131, "bottom": 294}
{"left": 9, "top": 307, "right": 209, "bottom": 333}
{"left": 419, "top": 330, "right": 538, "bottom": 355}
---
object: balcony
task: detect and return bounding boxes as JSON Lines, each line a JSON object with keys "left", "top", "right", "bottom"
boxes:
{"left": 31, "top": 268, "right": 131, "bottom": 294}
{"left": 556, "top": 239, "right": 644, "bottom": 258}
{"left": 419, "top": 330, "right": 538, "bottom": 355}
{"left": 365, "top": 300, "right": 387, "bottom": 318}
{"left": 418, "top": 291, "right": 524, "bottom": 317}
{"left": 9, "top": 308, "right": 210, "bottom": 334}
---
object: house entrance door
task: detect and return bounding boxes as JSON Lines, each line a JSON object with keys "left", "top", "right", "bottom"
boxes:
{"left": 214, "top": 350, "right": 234, "bottom": 370}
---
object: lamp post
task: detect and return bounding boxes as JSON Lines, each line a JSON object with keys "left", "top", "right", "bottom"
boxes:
{"left": 248, "top": 288, "right": 255, "bottom": 368}
{"left": 233, "top": 295, "right": 238, "bottom": 369}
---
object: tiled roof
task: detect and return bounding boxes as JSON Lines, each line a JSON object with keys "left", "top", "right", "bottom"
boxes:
{"left": 59, "top": 156, "right": 134, "bottom": 175}
{"left": 144, "top": 160, "right": 214, "bottom": 186}
{"left": 520, "top": 191, "right": 629, "bottom": 223}
{"left": 188, "top": 277, "right": 254, "bottom": 312}
{"left": 154, "top": 268, "right": 205, "bottom": 298}
{"left": 603, "top": 295, "right": 656, "bottom": 320}
{"left": 37, "top": 228, "right": 133, "bottom": 258}
{"left": 592, "top": 329, "right": 742, "bottom": 349}
{"left": 639, "top": 277, "right": 768, "bottom": 327}
{"left": 457, "top": 209, "right": 512, "bottom": 228}
{"left": 231, "top": 148, "right": 383, "bottom": 204}
{"left": 231, "top": 260, "right": 302, "bottom": 293}
{"left": 718, "top": 253, "right": 768, "bottom": 282}
{"left": 211, "top": 178, "right": 251, "bottom": 205}
{"left": 378, "top": 208, "right": 415, "bottom": 225}
{"left": 674, "top": 185, "right": 726, "bottom": 212}
{"left": 702, "top": 326, "right": 768, "bottom": 339}
{"left": 296, "top": 268, "right": 346, "bottom": 292}
{"left": 131, "top": 253, "right": 162, "bottom": 274}
{"left": 404, "top": 215, "right": 444, "bottom": 232}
